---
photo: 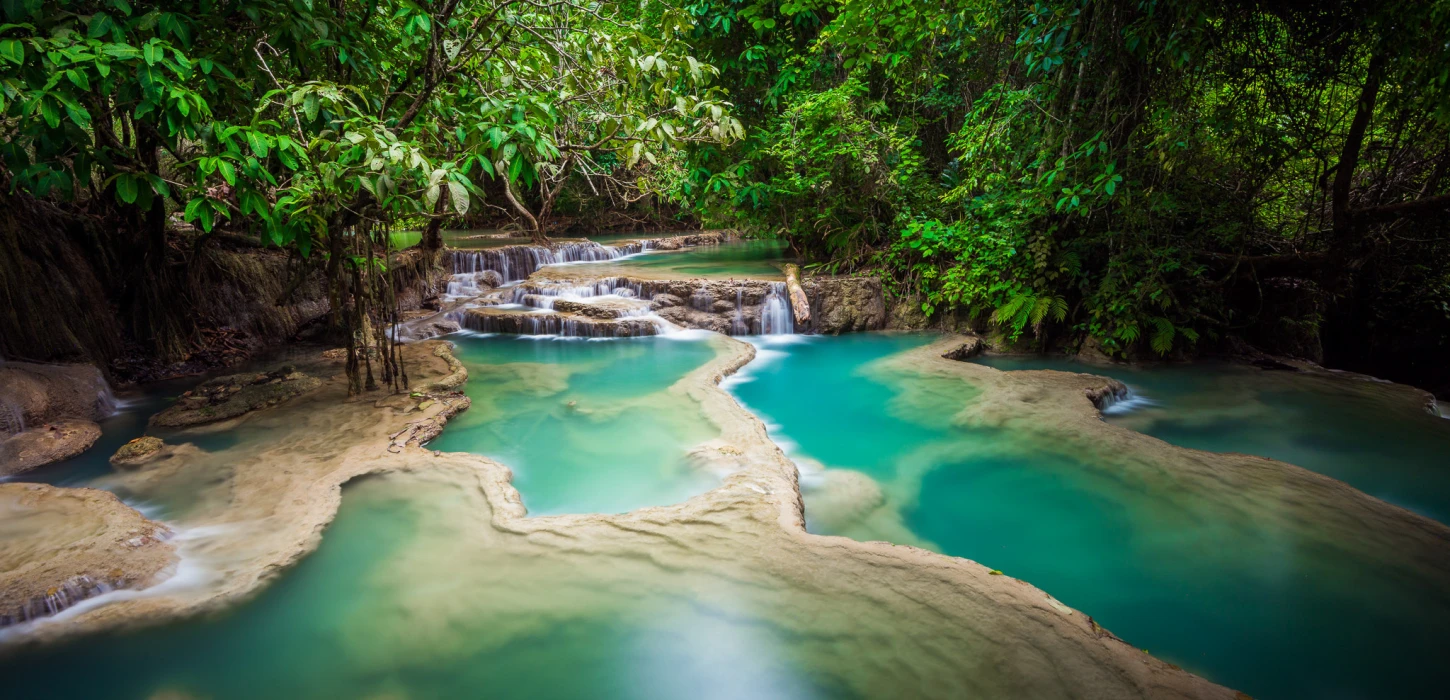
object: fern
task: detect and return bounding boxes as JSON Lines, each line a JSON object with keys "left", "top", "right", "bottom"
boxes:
{"left": 992, "top": 292, "right": 1069, "bottom": 337}
{"left": 1149, "top": 316, "right": 1176, "bottom": 355}
{"left": 991, "top": 294, "right": 1030, "bottom": 328}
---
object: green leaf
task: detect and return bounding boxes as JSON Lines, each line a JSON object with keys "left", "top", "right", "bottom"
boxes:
{"left": 448, "top": 181, "right": 469, "bottom": 215}
{"left": 0, "top": 39, "right": 23, "bottom": 65}
{"left": 64, "top": 102, "right": 91, "bottom": 129}
{"left": 145, "top": 174, "right": 170, "bottom": 199}
{"left": 40, "top": 97, "right": 60, "bottom": 128}
{"left": 65, "top": 69, "right": 90, "bottom": 90}
{"left": 115, "top": 174, "right": 139, "bottom": 203}
{"left": 217, "top": 160, "right": 236, "bottom": 185}
{"left": 239, "top": 190, "right": 266, "bottom": 218}
{"left": 246, "top": 131, "right": 270, "bottom": 158}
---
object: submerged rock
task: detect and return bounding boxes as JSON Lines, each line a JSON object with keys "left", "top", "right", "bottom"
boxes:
{"left": 150, "top": 367, "right": 323, "bottom": 428}
{"left": 0, "top": 483, "right": 174, "bottom": 628}
{"left": 0, "top": 421, "right": 102, "bottom": 476}
{"left": 110, "top": 436, "right": 167, "bottom": 469}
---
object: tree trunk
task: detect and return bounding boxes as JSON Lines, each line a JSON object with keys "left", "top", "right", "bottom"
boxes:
{"left": 500, "top": 176, "right": 547, "bottom": 244}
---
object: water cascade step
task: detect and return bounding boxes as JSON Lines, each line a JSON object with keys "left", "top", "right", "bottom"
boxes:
{"left": 459, "top": 307, "right": 663, "bottom": 338}
{"left": 449, "top": 240, "right": 646, "bottom": 283}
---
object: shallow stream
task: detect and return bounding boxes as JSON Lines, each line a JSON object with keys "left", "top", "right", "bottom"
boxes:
{"left": 729, "top": 335, "right": 1450, "bottom": 700}
{"left": 3, "top": 246, "right": 1449, "bottom": 700}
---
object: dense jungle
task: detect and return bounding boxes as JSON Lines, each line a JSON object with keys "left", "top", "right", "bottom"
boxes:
{"left": 2, "top": 2, "right": 1450, "bottom": 700}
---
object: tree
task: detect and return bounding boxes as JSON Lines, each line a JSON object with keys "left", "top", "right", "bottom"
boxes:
{"left": 1, "top": 0, "right": 741, "bottom": 388}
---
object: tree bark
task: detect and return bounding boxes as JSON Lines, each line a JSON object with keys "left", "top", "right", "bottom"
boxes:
{"left": 1331, "top": 50, "right": 1386, "bottom": 246}
{"left": 500, "top": 176, "right": 546, "bottom": 244}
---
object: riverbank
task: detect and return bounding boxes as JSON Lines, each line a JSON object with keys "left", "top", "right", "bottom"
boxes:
{"left": 0, "top": 330, "right": 1236, "bottom": 698}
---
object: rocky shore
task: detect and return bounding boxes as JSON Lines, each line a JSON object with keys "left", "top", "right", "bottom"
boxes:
{"left": 0, "top": 483, "right": 174, "bottom": 628}
{"left": 0, "top": 332, "right": 1240, "bottom": 699}
{"left": 0, "top": 360, "right": 117, "bottom": 475}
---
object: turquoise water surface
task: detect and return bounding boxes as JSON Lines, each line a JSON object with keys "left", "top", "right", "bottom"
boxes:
{"left": 0, "top": 471, "right": 852, "bottom": 700}
{"left": 974, "top": 355, "right": 1450, "bottom": 522}
{"left": 728, "top": 334, "right": 1450, "bottom": 700}
{"left": 427, "top": 333, "right": 723, "bottom": 514}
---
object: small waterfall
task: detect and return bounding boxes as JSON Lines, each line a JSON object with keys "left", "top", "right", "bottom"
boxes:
{"left": 730, "top": 285, "right": 749, "bottom": 335}
{"left": 459, "top": 311, "right": 661, "bottom": 338}
{"left": 507, "top": 277, "right": 649, "bottom": 305}
{"left": 1, "top": 575, "right": 117, "bottom": 628}
{"left": 95, "top": 376, "right": 120, "bottom": 417}
{"left": 760, "top": 282, "right": 794, "bottom": 335}
{"left": 1098, "top": 387, "right": 1157, "bottom": 415}
{"left": 689, "top": 288, "right": 714, "bottom": 312}
{"left": 448, "top": 241, "right": 643, "bottom": 284}
{"left": 0, "top": 398, "right": 25, "bottom": 438}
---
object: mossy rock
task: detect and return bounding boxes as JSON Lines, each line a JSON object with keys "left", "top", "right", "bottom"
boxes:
{"left": 150, "top": 367, "right": 322, "bottom": 428}
{"left": 110, "top": 436, "right": 166, "bottom": 468}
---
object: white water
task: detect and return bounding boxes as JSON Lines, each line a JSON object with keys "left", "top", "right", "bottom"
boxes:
{"left": 449, "top": 241, "right": 645, "bottom": 284}
{"left": 1098, "top": 388, "right": 1159, "bottom": 416}
{"left": 760, "top": 283, "right": 794, "bottom": 335}
{"left": 730, "top": 286, "right": 749, "bottom": 335}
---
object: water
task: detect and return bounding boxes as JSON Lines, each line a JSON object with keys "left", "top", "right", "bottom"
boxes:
{"left": 760, "top": 282, "right": 794, "bottom": 335}
{"left": 0, "top": 471, "right": 852, "bottom": 700}
{"left": 728, "top": 334, "right": 1450, "bottom": 700}
{"left": 974, "top": 355, "right": 1450, "bottom": 522}
{"left": 544, "top": 239, "right": 789, "bottom": 280}
{"left": 427, "top": 334, "right": 723, "bottom": 515}
{"left": 450, "top": 240, "right": 646, "bottom": 283}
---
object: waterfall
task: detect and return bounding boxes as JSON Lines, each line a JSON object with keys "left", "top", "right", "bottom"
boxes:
{"left": 1, "top": 575, "right": 117, "bottom": 628}
{"left": 730, "top": 285, "right": 749, "bottom": 335}
{"left": 1098, "top": 387, "right": 1158, "bottom": 415}
{"left": 0, "top": 398, "right": 24, "bottom": 438}
{"left": 507, "top": 277, "right": 649, "bottom": 305}
{"left": 760, "top": 282, "right": 794, "bottom": 335}
{"left": 448, "top": 241, "right": 643, "bottom": 284}
{"left": 689, "top": 288, "right": 714, "bottom": 312}
{"left": 95, "top": 376, "right": 120, "bottom": 417}
{"left": 459, "top": 310, "right": 661, "bottom": 338}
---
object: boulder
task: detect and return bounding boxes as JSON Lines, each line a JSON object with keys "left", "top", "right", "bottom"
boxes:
{"left": 649, "top": 293, "right": 684, "bottom": 309}
{"left": 110, "top": 436, "right": 167, "bottom": 469}
{"left": 803, "top": 276, "right": 886, "bottom": 334}
{"left": 150, "top": 366, "right": 323, "bottom": 428}
{"left": 0, "top": 421, "right": 102, "bottom": 476}
{"left": 941, "top": 335, "right": 985, "bottom": 361}
{"left": 0, "top": 362, "right": 113, "bottom": 433}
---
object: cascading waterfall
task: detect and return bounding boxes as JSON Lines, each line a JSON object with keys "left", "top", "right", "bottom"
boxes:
{"left": 1097, "top": 387, "right": 1158, "bottom": 415}
{"left": 458, "top": 311, "right": 661, "bottom": 338}
{"left": 96, "top": 376, "right": 120, "bottom": 417}
{"left": 730, "top": 285, "right": 749, "bottom": 335}
{"left": 449, "top": 241, "right": 644, "bottom": 284}
{"left": 759, "top": 282, "right": 794, "bottom": 335}
{"left": 0, "top": 575, "right": 116, "bottom": 627}
{"left": 507, "top": 277, "right": 649, "bottom": 304}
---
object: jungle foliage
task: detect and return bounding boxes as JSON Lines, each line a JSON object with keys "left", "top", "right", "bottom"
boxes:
{"left": 675, "top": 0, "right": 1450, "bottom": 364}
{"left": 0, "top": 0, "right": 740, "bottom": 387}
{"left": 2, "top": 0, "right": 1449, "bottom": 386}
